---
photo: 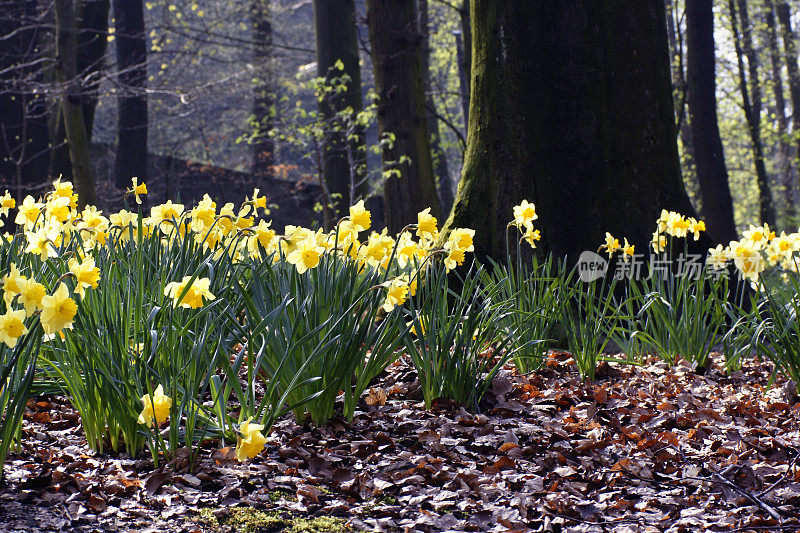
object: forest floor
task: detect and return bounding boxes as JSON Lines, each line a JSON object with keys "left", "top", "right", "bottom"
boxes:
{"left": 2, "top": 354, "right": 800, "bottom": 533}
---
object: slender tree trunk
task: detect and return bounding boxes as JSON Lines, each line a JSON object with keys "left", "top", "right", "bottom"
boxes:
{"left": 112, "top": 0, "right": 147, "bottom": 190}
{"left": 313, "top": 0, "right": 366, "bottom": 222}
{"left": 367, "top": 0, "right": 441, "bottom": 233}
{"left": 78, "top": 0, "right": 110, "bottom": 136}
{"left": 685, "top": 0, "right": 738, "bottom": 242}
{"left": 765, "top": 0, "right": 794, "bottom": 219}
{"left": 730, "top": 0, "right": 776, "bottom": 227}
{"left": 776, "top": 1, "right": 800, "bottom": 204}
{"left": 666, "top": 0, "right": 697, "bottom": 186}
{"left": 50, "top": 0, "right": 109, "bottom": 180}
{"left": 251, "top": 0, "right": 275, "bottom": 184}
{"left": 419, "top": 0, "right": 454, "bottom": 215}
{"left": 54, "top": 0, "right": 96, "bottom": 207}
{"left": 0, "top": 0, "right": 51, "bottom": 188}
{"left": 442, "top": 0, "right": 703, "bottom": 263}
{"left": 454, "top": 1, "right": 470, "bottom": 132}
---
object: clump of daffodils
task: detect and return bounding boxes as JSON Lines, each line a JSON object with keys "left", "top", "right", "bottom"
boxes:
{"left": 651, "top": 210, "right": 705, "bottom": 253}
{"left": 707, "top": 223, "right": 798, "bottom": 283}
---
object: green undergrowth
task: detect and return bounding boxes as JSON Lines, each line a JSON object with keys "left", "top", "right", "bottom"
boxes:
{"left": 196, "top": 507, "right": 353, "bottom": 533}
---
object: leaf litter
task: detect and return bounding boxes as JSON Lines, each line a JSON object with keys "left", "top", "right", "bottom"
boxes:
{"left": 1, "top": 353, "right": 799, "bottom": 532}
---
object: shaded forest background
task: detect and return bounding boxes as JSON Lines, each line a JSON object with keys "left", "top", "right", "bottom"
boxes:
{"left": 2, "top": 0, "right": 800, "bottom": 236}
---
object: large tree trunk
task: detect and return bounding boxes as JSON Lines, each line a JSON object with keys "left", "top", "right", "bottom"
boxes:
{"left": 730, "top": 0, "right": 776, "bottom": 227}
{"left": 765, "top": 0, "right": 794, "bottom": 220}
{"left": 313, "top": 0, "right": 366, "bottom": 222}
{"left": 54, "top": 0, "right": 97, "bottom": 207}
{"left": 112, "top": 0, "right": 148, "bottom": 191}
{"left": 367, "top": 0, "right": 441, "bottom": 234}
{"left": 776, "top": 1, "right": 800, "bottom": 205}
{"left": 0, "top": 0, "right": 51, "bottom": 189}
{"left": 442, "top": 0, "right": 701, "bottom": 263}
{"left": 251, "top": 0, "right": 275, "bottom": 184}
{"left": 419, "top": 0, "right": 454, "bottom": 215}
{"left": 685, "top": 0, "right": 738, "bottom": 242}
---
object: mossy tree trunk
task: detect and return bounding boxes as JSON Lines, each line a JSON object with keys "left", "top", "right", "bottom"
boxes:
{"left": 367, "top": 0, "right": 440, "bottom": 234}
{"left": 442, "top": 0, "right": 701, "bottom": 264}
{"left": 54, "top": 0, "right": 96, "bottom": 207}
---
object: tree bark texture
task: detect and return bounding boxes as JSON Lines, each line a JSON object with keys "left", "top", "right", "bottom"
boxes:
{"left": 730, "top": 0, "right": 776, "bottom": 227}
{"left": 314, "top": 0, "right": 367, "bottom": 218}
{"left": 685, "top": 0, "right": 738, "bottom": 242}
{"left": 367, "top": 0, "right": 441, "bottom": 234}
{"left": 54, "top": 0, "right": 97, "bottom": 207}
{"left": 0, "top": 0, "right": 51, "bottom": 188}
{"left": 441, "top": 0, "right": 702, "bottom": 264}
{"left": 251, "top": 0, "right": 275, "bottom": 183}
{"left": 419, "top": 0, "right": 454, "bottom": 216}
{"left": 112, "top": 0, "right": 148, "bottom": 190}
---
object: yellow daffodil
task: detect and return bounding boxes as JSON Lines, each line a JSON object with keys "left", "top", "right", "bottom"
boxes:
{"left": 286, "top": 237, "right": 325, "bottom": 274}
{"left": 0, "top": 309, "right": 28, "bottom": 348}
{"left": 688, "top": 218, "right": 705, "bottom": 241}
{"left": 150, "top": 200, "right": 184, "bottom": 225}
{"left": 513, "top": 200, "right": 538, "bottom": 230}
{"left": 2, "top": 263, "right": 26, "bottom": 305}
{"left": 622, "top": 238, "right": 635, "bottom": 260}
{"left": 599, "top": 232, "right": 621, "bottom": 257}
{"left": 130, "top": 177, "right": 148, "bottom": 205}
{"left": 40, "top": 283, "right": 78, "bottom": 335}
{"left": 138, "top": 384, "right": 172, "bottom": 427}
{"left": 416, "top": 208, "right": 438, "bottom": 243}
{"left": 730, "top": 240, "right": 764, "bottom": 282}
{"left": 15, "top": 195, "right": 43, "bottom": 228}
{"left": 349, "top": 200, "right": 371, "bottom": 233}
{"left": 651, "top": 231, "right": 667, "bottom": 253}
{"left": 164, "top": 276, "right": 216, "bottom": 308}
{"left": 235, "top": 418, "right": 267, "bottom": 461}
{"left": 706, "top": 244, "right": 731, "bottom": 270}
{"left": 743, "top": 224, "right": 774, "bottom": 249}
{"left": 68, "top": 256, "right": 101, "bottom": 298}
{"left": 522, "top": 227, "right": 541, "bottom": 248}
{"left": 383, "top": 276, "right": 410, "bottom": 312}
{"left": 16, "top": 278, "right": 46, "bottom": 316}
{"left": 446, "top": 228, "right": 475, "bottom": 254}
{"left": 0, "top": 191, "right": 15, "bottom": 217}
{"left": 444, "top": 246, "right": 466, "bottom": 272}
